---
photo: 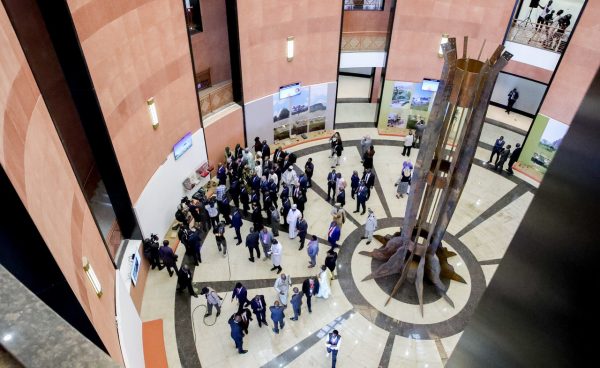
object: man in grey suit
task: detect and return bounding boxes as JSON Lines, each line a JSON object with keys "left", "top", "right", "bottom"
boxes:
{"left": 290, "top": 287, "right": 303, "bottom": 321}
{"left": 259, "top": 227, "right": 274, "bottom": 261}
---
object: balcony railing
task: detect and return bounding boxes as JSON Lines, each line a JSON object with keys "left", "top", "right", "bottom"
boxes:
{"left": 507, "top": 19, "right": 571, "bottom": 54}
{"left": 199, "top": 80, "right": 233, "bottom": 117}
{"left": 341, "top": 31, "right": 388, "bottom": 52}
{"left": 344, "top": 0, "right": 384, "bottom": 10}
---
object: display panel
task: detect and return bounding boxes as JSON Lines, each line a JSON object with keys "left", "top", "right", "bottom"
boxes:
{"left": 173, "top": 132, "right": 193, "bottom": 160}
{"left": 279, "top": 82, "right": 302, "bottom": 99}
{"left": 422, "top": 78, "right": 440, "bottom": 92}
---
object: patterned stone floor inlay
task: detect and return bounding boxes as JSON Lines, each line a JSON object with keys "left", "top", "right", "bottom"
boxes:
{"left": 141, "top": 128, "right": 537, "bottom": 368}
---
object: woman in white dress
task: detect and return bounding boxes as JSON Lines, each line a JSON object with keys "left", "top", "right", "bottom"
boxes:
{"left": 316, "top": 265, "right": 332, "bottom": 299}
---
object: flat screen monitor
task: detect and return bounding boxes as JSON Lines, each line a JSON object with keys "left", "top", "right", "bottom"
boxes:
{"left": 422, "top": 78, "right": 440, "bottom": 92}
{"left": 279, "top": 82, "right": 301, "bottom": 99}
{"left": 173, "top": 132, "right": 193, "bottom": 160}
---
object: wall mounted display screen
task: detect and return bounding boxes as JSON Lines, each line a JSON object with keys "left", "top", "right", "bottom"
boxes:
{"left": 279, "top": 82, "right": 302, "bottom": 99}
{"left": 173, "top": 132, "right": 193, "bottom": 160}
{"left": 422, "top": 78, "right": 440, "bottom": 92}
{"left": 130, "top": 251, "right": 141, "bottom": 286}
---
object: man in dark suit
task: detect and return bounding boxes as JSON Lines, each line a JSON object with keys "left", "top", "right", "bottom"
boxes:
{"left": 251, "top": 203, "right": 263, "bottom": 231}
{"left": 326, "top": 169, "right": 337, "bottom": 202}
{"left": 249, "top": 294, "right": 268, "bottom": 327}
{"left": 228, "top": 314, "right": 247, "bottom": 354}
{"left": 281, "top": 196, "right": 291, "bottom": 227}
{"left": 217, "top": 163, "right": 227, "bottom": 185}
{"left": 239, "top": 308, "right": 253, "bottom": 335}
{"left": 362, "top": 169, "right": 376, "bottom": 199}
{"left": 239, "top": 185, "right": 250, "bottom": 217}
{"left": 354, "top": 181, "right": 368, "bottom": 215}
{"left": 246, "top": 227, "right": 261, "bottom": 262}
{"left": 232, "top": 282, "right": 249, "bottom": 312}
{"left": 302, "top": 277, "right": 320, "bottom": 313}
{"left": 232, "top": 207, "right": 243, "bottom": 245}
{"left": 230, "top": 176, "right": 240, "bottom": 209}
{"left": 297, "top": 216, "right": 308, "bottom": 251}
{"left": 176, "top": 264, "right": 198, "bottom": 297}
{"left": 159, "top": 240, "right": 178, "bottom": 277}
{"left": 304, "top": 158, "right": 314, "bottom": 187}
{"left": 188, "top": 227, "right": 202, "bottom": 265}
{"left": 293, "top": 186, "right": 307, "bottom": 213}
{"left": 261, "top": 140, "right": 271, "bottom": 160}
{"left": 251, "top": 172, "right": 261, "bottom": 192}
{"left": 507, "top": 143, "right": 522, "bottom": 175}
{"left": 290, "top": 287, "right": 303, "bottom": 321}
{"left": 298, "top": 173, "right": 308, "bottom": 191}
{"left": 270, "top": 300, "right": 286, "bottom": 334}
{"left": 494, "top": 145, "right": 512, "bottom": 172}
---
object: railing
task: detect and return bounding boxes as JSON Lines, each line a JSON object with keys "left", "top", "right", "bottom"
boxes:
{"left": 341, "top": 31, "right": 388, "bottom": 52}
{"left": 344, "top": 0, "right": 384, "bottom": 10}
{"left": 199, "top": 80, "right": 233, "bottom": 117}
{"left": 507, "top": 19, "right": 571, "bottom": 54}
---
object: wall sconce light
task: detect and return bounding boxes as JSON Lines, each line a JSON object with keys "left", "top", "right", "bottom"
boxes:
{"left": 82, "top": 257, "right": 103, "bottom": 297}
{"left": 147, "top": 97, "right": 159, "bottom": 129}
{"left": 438, "top": 33, "right": 449, "bottom": 58}
{"left": 287, "top": 36, "right": 294, "bottom": 61}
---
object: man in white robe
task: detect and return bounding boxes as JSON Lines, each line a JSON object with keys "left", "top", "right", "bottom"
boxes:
{"left": 274, "top": 273, "right": 292, "bottom": 306}
{"left": 286, "top": 205, "right": 302, "bottom": 238}
{"left": 281, "top": 166, "right": 298, "bottom": 189}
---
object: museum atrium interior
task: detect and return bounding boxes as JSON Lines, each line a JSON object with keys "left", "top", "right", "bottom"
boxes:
{"left": 0, "top": 0, "right": 597, "bottom": 367}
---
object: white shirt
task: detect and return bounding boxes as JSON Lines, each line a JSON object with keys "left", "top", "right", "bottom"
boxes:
{"left": 270, "top": 173, "right": 278, "bottom": 185}
{"left": 404, "top": 134, "right": 414, "bottom": 147}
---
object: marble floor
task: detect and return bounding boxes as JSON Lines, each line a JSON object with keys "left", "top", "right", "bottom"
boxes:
{"left": 485, "top": 105, "right": 533, "bottom": 133}
{"left": 141, "top": 119, "right": 537, "bottom": 367}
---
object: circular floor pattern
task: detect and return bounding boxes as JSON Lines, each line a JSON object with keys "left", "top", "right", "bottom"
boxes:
{"left": 337, "top": 217, "right": 486, "bottom": 339}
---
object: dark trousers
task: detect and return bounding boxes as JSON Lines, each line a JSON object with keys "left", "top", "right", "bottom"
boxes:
{"left": 234, "top": 226, "right": 242, "bottom": 241}
{"left": 414, "top": 134, "right": 422, "bottom": 148}
{"left": 272, "top": 222, "right": 279, "bottom": 237}
{"left": 241, "top": 201, "right": 249, "bottom": 216}
{"left": 305, "top": 294, "right": 313, "bottom": 312}
{"left": 489, "top": 148, "right": 501, "bottom": 163}
{"left": 495, "top": 159, "right": 507, "bottom": 172}
{"left": 355, "top": 199, "right": 366, "bottom": 214}
{"left": 507, "top": 159, "right": 517, "bottom": 174}
{"left": 272, "top": 319, "right": 285, "bottom": 332}
{"left": 216, "top": 238, "right": 227, "bottom": 254}
{"left": 233, "top": 336, "right": 244, "bottom": 353}
{"left": 194, "top": 249, "right": 202, "bottom": 265}
{"left": 402, "top": 145, "right": 412, "bottom": 156}
{"left": 209, "top": 216, "right": 219, "bottom": 229}
{"left": 292, "top": 305, "right": 301, "bottom": 319}
{"left": 248, "top": 245, "right": 261, "bottom": 261}
{"left": 307, "top": 174, "right": 313, "bottom": 186}
{"left": 299, "top": 233, "right": 306, "bottom": 249}
{"left": 351, "top": 187, "right": 357, "bottom": 199}
{"left": 327, "top": 348, "right": 338, "bottom": 367}
{"left": 506, "top": 100, "right": 516, "bottom": 113}
{"left": 164, "top": 263, "right": 179, "bottom": 276}
{"left": 177, "top": 281, "right": 196, "bottom": 296}
{"left": 254, "top": 310, "right": 267, "bottom": 327}
{"left": 150, "top": 255, "right": 161, "bottom": 269}
{"left": 232, "top": 195, "right": 240, "bottom": 209}
{"left": 327, "top": 183, "right": 335, "bottom": 200}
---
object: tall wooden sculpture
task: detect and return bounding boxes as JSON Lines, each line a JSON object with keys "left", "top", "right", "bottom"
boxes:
{"left": 360, "top": 37, "right": 513, "bottom": 315}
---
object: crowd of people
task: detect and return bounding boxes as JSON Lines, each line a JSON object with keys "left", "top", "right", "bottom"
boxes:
{"left": 488, "top": 135, "right": 523, "bottom": 175}
{"left": 139, "top": 126, "right": 440, "bottom": 367}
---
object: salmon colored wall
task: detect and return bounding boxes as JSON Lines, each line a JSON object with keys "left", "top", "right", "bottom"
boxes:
{"left": 237, "top": 0, "right": 342, "bottom": 102}
{"left": 540, "top": 1, "right": 600, "bottom": 125}
{"left": 204, "top": 107, "right": 245, "bottom": 166}
{"left": 386, "top": 0, "right": 515, "bottom": 82}
{"left": 0, "top": 6, "right": 122, "bottom": 364}
{"left": 343, "top": 1, "right": 392, "bottom": 33}
{"left": 191, "top": 0, "right": 231, "bottom": 84}
{"left": 66, "top": 0, "right": 202, "bottom": 203}
{"left": 503, "top": 60, "right": 553, "bottom": 84}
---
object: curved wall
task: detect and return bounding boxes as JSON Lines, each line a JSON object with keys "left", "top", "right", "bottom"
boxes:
{"left": 386, "top": 0, "right": 515, "bottom": 82}
{"left": 66, "top": 0, "right": 203, "bottom": 203}
{"left": 237, "top": 0, "right": 342, "bottom": 103}
{"left": 540, "top": 0, "right": 600, "bottom": 124}
{"left": 0, "top": 6, "right": 122, "bottom": 364}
